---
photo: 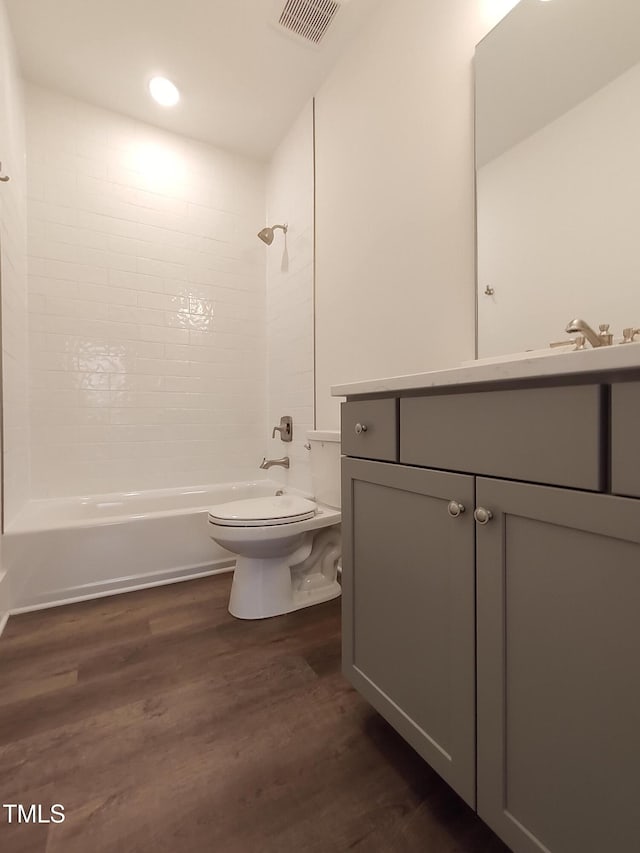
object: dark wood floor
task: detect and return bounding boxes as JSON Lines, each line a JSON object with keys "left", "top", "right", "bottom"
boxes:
{"left": 0, "top": 574, "right": 508, "bottom": 853}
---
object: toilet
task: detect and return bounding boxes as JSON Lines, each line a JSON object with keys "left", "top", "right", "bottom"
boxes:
{"left": 208, "top": 430, "right": 342, "bottom": 619}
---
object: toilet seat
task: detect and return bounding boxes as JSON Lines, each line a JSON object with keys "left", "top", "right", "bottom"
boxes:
{"left": 208, "top": 495, "right": 317, "bottom": 527}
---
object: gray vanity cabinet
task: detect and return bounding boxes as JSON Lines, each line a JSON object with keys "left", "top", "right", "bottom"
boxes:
{"left": 341, "top": 378, "right": 640, "bottom": 853}
{"left": 476, "top": 477, "right": 640, "bottom": 853}
{"left": 611, "top": 380, "right": 640, "bottom": 498}
{"left": 341, "top": 457, "right": 477, "bottom": 807}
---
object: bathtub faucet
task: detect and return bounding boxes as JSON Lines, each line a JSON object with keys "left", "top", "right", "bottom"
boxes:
{"left": 259, "top": 456, "right": 290, "bottom": 470}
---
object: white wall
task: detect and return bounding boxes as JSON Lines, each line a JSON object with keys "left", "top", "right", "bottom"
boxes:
{"left": 25, "top": 85, "right": 267, "bottom": 498}
{"left": 264, "top": 100, "right": 315, "bottom": 494}
{"left": 0, "top": 0, "right": 29, "bottom": 527}
{"left": 314, "top": 0, "right": 512, "bottom": 428}
{"left": 477, "top": 60, "right": 640, "bottom": 357}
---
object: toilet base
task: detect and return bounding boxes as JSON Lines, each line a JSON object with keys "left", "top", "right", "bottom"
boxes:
{"left": 228, "top": 549, "right": 341, "bottom": 620}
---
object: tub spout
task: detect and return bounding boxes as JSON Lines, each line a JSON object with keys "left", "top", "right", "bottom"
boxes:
{"left": 259, "top": 456, "right": 290, "bottom": 469}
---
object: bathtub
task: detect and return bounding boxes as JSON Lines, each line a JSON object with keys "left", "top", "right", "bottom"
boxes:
{"left": 4, "top": 480, "right": 296, "bottom": 612}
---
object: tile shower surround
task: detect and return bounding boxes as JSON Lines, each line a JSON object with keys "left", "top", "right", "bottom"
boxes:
{"left": 26, "top": 85, "right": 267, "bottom": 498}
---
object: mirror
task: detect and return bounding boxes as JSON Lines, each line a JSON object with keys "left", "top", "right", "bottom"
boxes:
{"left": 475, "top": 0, "right": 640, "bottom": 358}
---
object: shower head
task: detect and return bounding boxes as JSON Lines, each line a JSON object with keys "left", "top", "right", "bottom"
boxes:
{"left": 257, "top": 223, "right": 288, "bottom": 245}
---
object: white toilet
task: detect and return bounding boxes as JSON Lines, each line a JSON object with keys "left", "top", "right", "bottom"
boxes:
{"left": 208, "top": 431, "right": 342, "bottom": 619}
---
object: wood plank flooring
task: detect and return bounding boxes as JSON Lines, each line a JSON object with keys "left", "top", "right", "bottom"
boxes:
{"left": 0, "top": 574, "right": 509, "bottom": 853}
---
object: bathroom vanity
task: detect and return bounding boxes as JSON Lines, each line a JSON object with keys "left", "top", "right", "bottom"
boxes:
{"left": 333, "top": 347, "right": 640, "bottom": 853}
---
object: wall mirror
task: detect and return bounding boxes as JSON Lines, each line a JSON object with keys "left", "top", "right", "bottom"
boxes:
{"left": 475, "top": 0, "right": 640, "bottom": 358}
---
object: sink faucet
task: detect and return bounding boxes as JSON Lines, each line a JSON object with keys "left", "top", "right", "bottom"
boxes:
{"left": 565, "top": 319, "right": 613, "bottom": 348}
{"left": 259, "top": 456, "right": 290, "bottom": 470}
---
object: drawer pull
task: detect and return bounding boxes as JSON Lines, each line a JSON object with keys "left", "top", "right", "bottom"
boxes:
{"left": 355, "top": 423, "right": 368, "bottom": 435}
{"left": 447, "top": 501, "right": 465, "bottom": 518}
{"left": 474, "top": 507, "right": 493, "bottom": 525}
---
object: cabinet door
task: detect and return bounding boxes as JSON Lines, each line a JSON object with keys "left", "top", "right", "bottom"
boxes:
{"left": 476, "top": 477, "right": 640, "bottom": 853}
{"left": 341, "top": 458, "right": 476, "bottom": 806}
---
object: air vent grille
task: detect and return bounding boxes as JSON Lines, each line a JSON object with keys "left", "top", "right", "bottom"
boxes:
{"left": 278, "top": 0, "right": 341, "bottom": 45}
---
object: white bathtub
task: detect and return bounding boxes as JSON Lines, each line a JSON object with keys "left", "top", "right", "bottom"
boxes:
{"left": 4, "top": 480, "right": 297, "bottom": 612}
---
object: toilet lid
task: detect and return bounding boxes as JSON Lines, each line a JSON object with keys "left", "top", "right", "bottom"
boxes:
{"left": 208, "top": 495, "right": 317, "bottom": 527}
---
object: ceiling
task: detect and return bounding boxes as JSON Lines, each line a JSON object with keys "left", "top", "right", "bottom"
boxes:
{"left": 6, "top": 0, "right": 380, "bottom": 161}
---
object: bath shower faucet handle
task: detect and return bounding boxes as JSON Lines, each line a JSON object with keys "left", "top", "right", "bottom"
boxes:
{"left": 271, "top": 416, "right": 293, "bottom": 442}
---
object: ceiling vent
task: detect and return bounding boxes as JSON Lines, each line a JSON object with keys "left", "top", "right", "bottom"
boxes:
{"left": 276, "top": 0, "right": 343, "bottom": 47}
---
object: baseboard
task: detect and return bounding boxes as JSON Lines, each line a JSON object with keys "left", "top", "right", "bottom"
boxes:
{"left": 0, "top": 611, "right": 9, "bottom": 639}
{"left": 10, "top": 560, "right": 235, "bottom": 615}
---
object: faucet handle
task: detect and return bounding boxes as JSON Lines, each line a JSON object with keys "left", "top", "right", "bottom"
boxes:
{"left": 598, "top": 324, "right": 614, "bottom": 346}
{"left": 622, "top": 327, "right": 640, "bottom": 344}
{"left": 272, "top": 416, "right": 293, "bottom": 442}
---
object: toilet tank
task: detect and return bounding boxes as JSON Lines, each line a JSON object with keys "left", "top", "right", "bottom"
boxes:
{"left": 307, "top": 430, "right": 341, "bottom": 509}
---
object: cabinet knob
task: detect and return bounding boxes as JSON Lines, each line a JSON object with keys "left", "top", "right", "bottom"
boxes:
{"left": 447, "top": 501, "right": 465, "bottom": 518}
{"left": 474, "top": 507, "right": 493, "bottom": 525}
{"left": 354, "top": 423, "right": 368, "bottom": 435}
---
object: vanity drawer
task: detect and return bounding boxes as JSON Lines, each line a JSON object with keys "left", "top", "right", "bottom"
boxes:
{"left": 400, "top": 385, "right": 604, "bottom": 490}
{"left": 341, "top": 399, "right": 398, "bottom": 461}
{"left": 611, "top": 382, "right": 640, "bottom": 498}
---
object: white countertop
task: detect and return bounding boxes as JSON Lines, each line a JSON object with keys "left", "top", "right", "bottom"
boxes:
{"left": 330, "top": 343, "right": 640, "bottom": 397}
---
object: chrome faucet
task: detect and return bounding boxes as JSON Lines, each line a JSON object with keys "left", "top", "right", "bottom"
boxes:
{"left": 565, "top": 319, "right": 613, "bottom": 348}
{"left": 259, "top": 456, "right": 290, "bottom": 470}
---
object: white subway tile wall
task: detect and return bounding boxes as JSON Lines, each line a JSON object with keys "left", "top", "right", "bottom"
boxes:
{"left": 26, "top": 85, "right": 268, "bottom": 497}
{"left": 0, "top": 4, "right": 29, "bottom": 524}
{"left": 264, "top": 101, "right": 315, "bottom": 493}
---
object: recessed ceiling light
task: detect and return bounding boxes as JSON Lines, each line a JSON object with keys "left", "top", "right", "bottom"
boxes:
{"left": 148, "top": 77, "right": 180, "bottom": 107}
